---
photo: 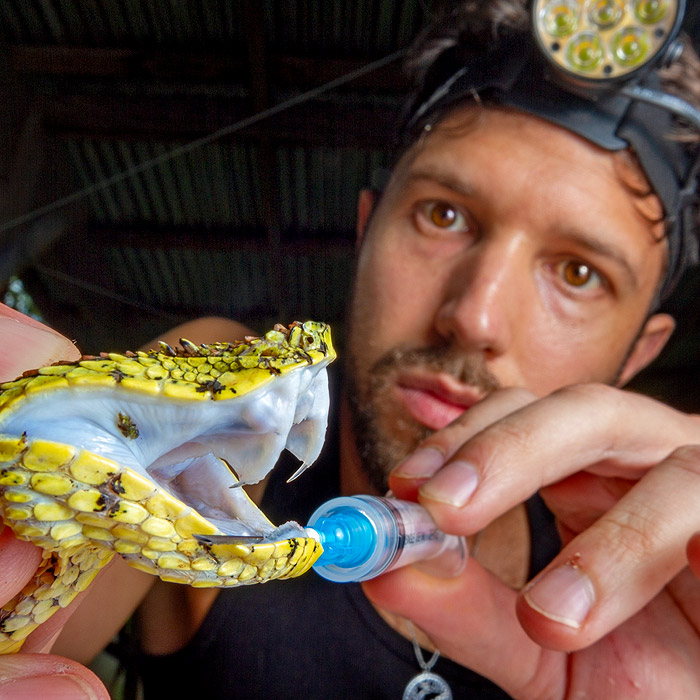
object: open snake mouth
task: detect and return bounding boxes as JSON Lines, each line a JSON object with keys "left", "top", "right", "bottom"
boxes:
{"left": 142, "top": 363, "right": 331, "bottom": 538}
{"left": 0, "top": 326, "right": 333, "bottom": 543}
{"left": 0, "top": 323, "right": 335, "bottom": 652}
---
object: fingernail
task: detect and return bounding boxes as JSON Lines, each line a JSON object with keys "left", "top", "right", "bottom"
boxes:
{"left": 420, "top": 460, "right": 479, "bottom": 507}
{"left": 392, "top": 447, "right": 445, "bottom": 479}
{"left": 0, "top": 674, "right": 98, "bottom": 700}
{"left": 523, "top": 563, "right": 596, "bottom": 629}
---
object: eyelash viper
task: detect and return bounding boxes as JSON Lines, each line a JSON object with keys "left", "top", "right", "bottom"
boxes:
{"left": 0, "top": 320, "right": 335, "bottom": 653}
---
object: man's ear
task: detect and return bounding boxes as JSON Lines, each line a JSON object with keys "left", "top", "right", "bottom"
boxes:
{"left": 617, "top": 312, "right": 675, "bottom": 386}
{"left": 356, "top": 189, "right": 377, "bottom": 246}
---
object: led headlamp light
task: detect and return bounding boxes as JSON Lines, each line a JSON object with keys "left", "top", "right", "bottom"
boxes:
{"left": 403, "top": 0, "right": 700, "bottom": 301}
{"left": 533, "top": 0, "right": 684, "bottom": 83}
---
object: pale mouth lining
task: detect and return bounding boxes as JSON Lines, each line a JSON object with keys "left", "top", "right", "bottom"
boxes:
{"left": 146, "top": 443, "right": 282, "bottom": 537}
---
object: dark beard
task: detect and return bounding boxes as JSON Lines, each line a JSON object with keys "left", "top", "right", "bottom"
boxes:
{"left": 345, "top": 345, "right": 501, "bottom": 493}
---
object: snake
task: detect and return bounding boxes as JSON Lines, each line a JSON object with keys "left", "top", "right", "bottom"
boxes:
{"left": 0, "top": 320, "right": 335, "bottom": 653}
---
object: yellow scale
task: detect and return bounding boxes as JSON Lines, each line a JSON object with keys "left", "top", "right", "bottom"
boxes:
{"left": 0, "top": 321, "right": 335, "bottom": 653}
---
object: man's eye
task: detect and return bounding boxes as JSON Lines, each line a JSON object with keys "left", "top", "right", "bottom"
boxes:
{"left": 558, "top": 260, "right": 602, "bottom": 290}
{"left": 417, "top": 201, "right": 469, "bottom": 232}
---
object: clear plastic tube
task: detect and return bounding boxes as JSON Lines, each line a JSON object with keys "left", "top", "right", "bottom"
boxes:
{"left": 306, "top": 495, "right": 467, "bottom": 583}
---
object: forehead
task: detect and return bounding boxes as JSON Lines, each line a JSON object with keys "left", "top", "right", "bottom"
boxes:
{"left": 395, "top": 107, "right": 664, "bottom": 232}
{"left": 397, "top": 106, "right": 641, "bottom": 193}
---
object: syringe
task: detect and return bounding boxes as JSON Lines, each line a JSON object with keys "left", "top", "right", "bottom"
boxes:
{"left": 306, "top": 495, "right": 467, "bottom": 583}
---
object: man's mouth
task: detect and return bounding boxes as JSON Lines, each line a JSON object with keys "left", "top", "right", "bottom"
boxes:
{"left": 395, "top": 374, "right": 485, "bottom": 431}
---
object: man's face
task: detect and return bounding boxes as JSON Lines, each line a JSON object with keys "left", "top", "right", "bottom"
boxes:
{"left": 346, "top": 107, "right": 671, "bottom": 492}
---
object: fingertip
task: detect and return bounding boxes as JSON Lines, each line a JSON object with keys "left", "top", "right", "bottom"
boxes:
{"left": 392, "top": 447, "right": 445, "bottom": 479}
{"left": 418, "top": 460, "right": 480, "bottom": 509}
{"left": 361, "top": 568, "right": 409, "bottom": 609}
{"left": 0, "top": 316, "right": 79, "bottom": 381}
{"left": 386, "top": 472, "right": 425, "bottom": 501}
{"left": 0, "top": 654, "right": 109, "bottom": 700}
{"left": 516, "top": 568, "right": 597, "bottom": 652}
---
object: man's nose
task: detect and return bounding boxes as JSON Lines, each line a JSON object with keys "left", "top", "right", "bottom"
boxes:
{"left": 434, "top": 240, "right": 523, "bottom": 357}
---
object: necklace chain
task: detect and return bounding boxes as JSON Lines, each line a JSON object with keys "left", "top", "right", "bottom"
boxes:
{"left": 398, "top": 525, "right": 485, "bottom": 700}
{"left": 403, "top": 620, "right": 453, "bottom": 700}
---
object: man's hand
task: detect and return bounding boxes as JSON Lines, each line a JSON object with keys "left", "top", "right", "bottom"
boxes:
{"left": 363, "top": 384, "right": 700, "bottom": 699}
{"left": 0, "top": 304, "right": 109, "bottom": 699}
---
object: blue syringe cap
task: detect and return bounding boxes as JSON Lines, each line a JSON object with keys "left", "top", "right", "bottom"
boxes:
{"left": 307, "top": 505, "right": 377, "bottom": 568}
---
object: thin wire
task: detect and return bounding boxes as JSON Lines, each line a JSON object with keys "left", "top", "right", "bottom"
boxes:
{"left": 0, "top": 48, "right": 408, "bottom": 236}
{"left": 35, "top": 264, "right": 184, "bottom": 321}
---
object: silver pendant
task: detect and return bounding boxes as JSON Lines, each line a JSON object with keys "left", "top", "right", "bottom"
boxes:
{"left": 402, "top": 670, "right": 453, "bottom": 700}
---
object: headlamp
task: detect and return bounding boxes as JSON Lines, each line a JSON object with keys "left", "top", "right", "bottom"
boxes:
{"left": 403, "top": 0, "right": 700, "bottom": 301}
{"left": 533, "top": 0, "right": 683, "bottom": 82}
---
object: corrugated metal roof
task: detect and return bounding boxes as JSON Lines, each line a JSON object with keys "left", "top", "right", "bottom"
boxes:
{"left": 0, "top": 1, "right": 431, "bottom": 52}
{"left": 3, "top": 0, "right": 700, "bottom": 412}
{"left": 0, "top": 0, "right": 432, "bottom": 351}
{"left": 63, "top": 137, "right": 387, "bottom": 233}
{"left": 0, "top": 1, "right": 247, "bottom": 45}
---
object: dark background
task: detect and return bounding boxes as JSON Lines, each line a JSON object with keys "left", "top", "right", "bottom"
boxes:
{"left": 0, "top": 1, "right": 699, "bottom": 410}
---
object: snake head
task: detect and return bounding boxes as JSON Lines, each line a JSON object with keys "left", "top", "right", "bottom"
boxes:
{"left": 0, "top": 321, "right": 335, "bottom": 586}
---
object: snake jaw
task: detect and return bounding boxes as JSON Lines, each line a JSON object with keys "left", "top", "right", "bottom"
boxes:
{"left": 148, "top": 450, "right": 279, "bottom": 536}
{"left": 143, "top": 353, "right": 330, "bottom": 535}
{"left": 1, "top": 322, "right": 334, "bottom": 533}
{"left": 144, "top": 367, "right": 329, "bottom": 537}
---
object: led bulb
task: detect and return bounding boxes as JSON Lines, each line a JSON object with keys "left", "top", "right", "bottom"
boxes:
{"left": 541, "top": 0, "right": 580, "bottom": 37}
{"left": 612, "top": 27, "right": 650, "bottom": 66}
{"left": 635, "top": 0, "right": 669, "bottom": 23}
{"left": 588, "top": 0, "right": 624, "bottom": 28}
{"left": 567, "top": 32, "right": 604, "bottom": 71}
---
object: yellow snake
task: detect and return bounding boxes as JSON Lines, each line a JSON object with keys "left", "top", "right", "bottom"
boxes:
{"left": 0, "top": 320, "right": 335, "bottom": 653}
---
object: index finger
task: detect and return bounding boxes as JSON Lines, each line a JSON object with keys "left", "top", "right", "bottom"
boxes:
{"left": 393, "top": 384, "right": 700, "bottom": 534}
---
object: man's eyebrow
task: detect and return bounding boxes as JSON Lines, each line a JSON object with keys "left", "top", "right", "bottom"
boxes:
{"left": 400, "top": 168, "right": 476, "bottom": 198}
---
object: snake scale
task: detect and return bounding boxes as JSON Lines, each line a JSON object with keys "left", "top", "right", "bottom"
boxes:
{"left": 0, "top": 320, "right": 335, "bottom": 653}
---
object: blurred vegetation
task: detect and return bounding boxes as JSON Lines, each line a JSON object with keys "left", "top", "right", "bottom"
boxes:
{"left": 3, "top": 276, "right": 43, "bottom": 320}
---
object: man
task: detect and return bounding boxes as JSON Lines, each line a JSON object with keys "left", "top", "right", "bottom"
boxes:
{"left": 7, "top": 1, "right": 700, "bottom": 697}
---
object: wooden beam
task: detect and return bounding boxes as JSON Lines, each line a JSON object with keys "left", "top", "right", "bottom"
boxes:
{"left": 9, "top": 45, "right": 408, "bottom": 92}
{"left": 40, "top": 93, "right": 399, "bottom": 148}
{"left": 85, "top": 225, "right": 355, "bottom": 252}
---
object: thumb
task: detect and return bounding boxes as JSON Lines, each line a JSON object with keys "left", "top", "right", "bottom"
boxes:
{"left": 0, "top": 653, "right": 109, "bottom": 700}
{"left": 362, "top": 559, "right": 563, "bottom": 698}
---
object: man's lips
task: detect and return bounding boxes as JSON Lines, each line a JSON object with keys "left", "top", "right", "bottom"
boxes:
{"left": 395, "top": 376, "right": 484, "bottom": 431}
